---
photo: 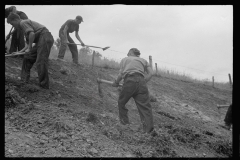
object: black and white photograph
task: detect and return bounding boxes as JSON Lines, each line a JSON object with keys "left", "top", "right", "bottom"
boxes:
{"left": 5, "top": 5, "right": 233, "bottom": 157}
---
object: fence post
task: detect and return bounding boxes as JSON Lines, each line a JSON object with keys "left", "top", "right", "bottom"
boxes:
{"left": 228, "top": 73, "right": 232, "bottom": 88}
{"left": 155, "top": 63, "right": 158, "bottom": 76}
{"left": 212, "top": 76, "right": 214, "bottom": 88}
{"left": 149, "top": 56, "right": 152, "bottom": 69}
{"left": 92, "top": 50, "right": 95, "bottom": 69}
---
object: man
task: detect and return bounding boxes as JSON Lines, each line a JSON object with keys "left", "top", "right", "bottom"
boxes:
{"left": 112, "top": 48, "right": 155, "bottom": 135}
{"left": 5, "top": 6, "right": 28, "bottom": 54}
{"left": 58, "top": 16, "right": 85, "bottom": 65}
{"left": 7, "top": 13, "right": 54, "bottom": 89}
{"left": 222, "top": 104, "right": 232, "bottom": 130}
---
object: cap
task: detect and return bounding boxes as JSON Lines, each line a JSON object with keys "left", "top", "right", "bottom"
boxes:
{"left": 129, "top": 48, "right": 141, "bottom": 56}
{"left": 76, "top": 15, "right": 83, "bottom": 22}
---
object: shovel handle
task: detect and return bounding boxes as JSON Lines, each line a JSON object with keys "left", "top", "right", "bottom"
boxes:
{"left": 97, "top": 78, "right": 123, "bottom": 87}
{"left": 5, "top": 52, "right": 27, "bottom": 57}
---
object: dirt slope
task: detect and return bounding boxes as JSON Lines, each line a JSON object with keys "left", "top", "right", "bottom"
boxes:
{"left": 5, "top": 57, "right": 232, "bottom": 157}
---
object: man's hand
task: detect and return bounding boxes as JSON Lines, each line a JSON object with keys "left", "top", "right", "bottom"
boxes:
{"left": 25, "top": 48, "right": 31, "bottom": 53}
{"left": 112, "top": 80, "right": 119, "bottom": 87}
{"left": 81, "top": 42, "right": 85, "bottom": 47}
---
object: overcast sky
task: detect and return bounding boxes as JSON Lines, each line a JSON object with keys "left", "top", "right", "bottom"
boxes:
{"left": 5, "top": 5, "right": 233, "bottom": 82}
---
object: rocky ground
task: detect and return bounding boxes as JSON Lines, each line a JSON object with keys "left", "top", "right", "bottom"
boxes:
{"left": 5, "top": 56, "right": 232, "bottom": 157}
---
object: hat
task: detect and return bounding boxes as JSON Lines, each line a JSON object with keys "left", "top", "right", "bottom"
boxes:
{"left": 76, "top": 15, "right": 83, "bottom": 22}
{"left": 130, "top": 48, "right": 141, "bottom": 56}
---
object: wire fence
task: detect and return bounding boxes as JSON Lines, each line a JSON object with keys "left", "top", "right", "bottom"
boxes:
{"left": 105, "top": 49, "right": 231, "bottom": 78}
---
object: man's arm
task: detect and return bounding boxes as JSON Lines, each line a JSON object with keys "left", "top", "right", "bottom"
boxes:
{"left": 6, "top": 28, "right": 17, "bottom": 40}
{"left": 19, "top": 42, "right": 28, "bottom": 52}
{"left": 75, "top": 31, "right": 85, "bottom": 46}
{"left": 112, "top": 60, "right": 123, "bottom": 87}
{"left": 25, "top": 32, "right": 35, "bottom": 52}
{"left": 144, "top": 65, "right": 154, "bottom": 83}
{"left": 63, "top": 25, "right": 69, "bottom": 43}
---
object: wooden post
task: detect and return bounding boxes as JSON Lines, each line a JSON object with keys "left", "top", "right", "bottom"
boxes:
{"left": 92, "top": 50, "right": 95, "bottom": 69}
{"left": 212, "top": 76, "right": 214, "bottom": 88}
{"left": 149, "top": 56, "right": 152, "bottom": 69}
{"left": 155, "top": 63, "right": 158, "bottom": 76}
{"left": 228, "top": 73, "right": 232, "bottom": 88}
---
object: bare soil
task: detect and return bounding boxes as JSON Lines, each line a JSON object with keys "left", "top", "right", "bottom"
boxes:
{"left": 5, "top": 57, "right": 232, "bottom": 157}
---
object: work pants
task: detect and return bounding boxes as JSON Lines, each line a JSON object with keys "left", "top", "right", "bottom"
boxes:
{"left": 21, "top": 29, "right": 54, "bottom": 89}
{"left": 9, "top": 28, "right": 25, "bottom": 54}
{"left": 118, "top": 73, "right": 154, "bottom": 133}
{"left": 57, "top": 31, "right": 78, "bottom": 64}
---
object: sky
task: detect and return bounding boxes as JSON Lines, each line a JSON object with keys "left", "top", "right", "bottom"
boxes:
{"left": 5, "top": 5, "right": 233, "bottom": 82}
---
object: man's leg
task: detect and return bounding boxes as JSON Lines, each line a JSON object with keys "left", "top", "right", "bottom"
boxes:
{"left": 18, "top": 29, "right": 26, "bottom": 51}
{"left": 133, "top": 79, "right": 154, "bottom": 133}
{"left": 21, "top": 46, "right": 37, "bottom": 82}
{"left": 67, "top": 35, "right": 79, "bottom": 64}
{"left": 9, "top": 31, "right": 18, "bottom": 54}
{"left": 118, "top": 79, "right": 137, "bottom": 125}
{"left": 36, "top": 32, "right": 54, "bottom": 89}
{"left": 57, "top": 32, "right": 67, "bottom": 59}
{"left": 17, "top": 29, "right": 26, "bottom": 58}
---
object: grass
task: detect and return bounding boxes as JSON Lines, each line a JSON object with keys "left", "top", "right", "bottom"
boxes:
{"left": 6, "top": 40, "right": 231, "bottom": 91}
{"left": 49, "top": 46, "right": 120, "bottom": 69}
{"left": 154, "top": 67, "right": 232, "bottom": 90}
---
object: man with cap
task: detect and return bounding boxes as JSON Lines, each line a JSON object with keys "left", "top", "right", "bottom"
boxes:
{"left": 7, "top": 13, "right": 54, "bottom": 89}
{"left": 57, "top": 15, "right": 85, "bottom": 65}
{"left": 5, "top": 6, "right": 28, "bottom": 54}
{"left": 112, "top": 48, "right": 155, "bottom": 135}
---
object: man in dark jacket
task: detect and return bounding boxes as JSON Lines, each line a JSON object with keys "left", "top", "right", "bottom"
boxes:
{"left": 5, "top": 6, "right": 28, "bottom": 54}
{"left": 223, "top": 104, "right": 232, "bottom": 130}
{"left": 7, "top": 13, "right": 54, "bottom": 89}
{"left": 58, "top": 15, "right": 85, "bottom": 65}
{"left": 112, "top": 48, "right": 155, "bottom": 135}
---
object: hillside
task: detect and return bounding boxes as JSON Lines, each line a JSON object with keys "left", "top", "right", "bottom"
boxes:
{"left": 5, "top": 56, "right": 232, "bottom": 157}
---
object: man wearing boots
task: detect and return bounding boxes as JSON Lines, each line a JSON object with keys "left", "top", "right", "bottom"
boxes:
{"left": 112, "top": 48, "right": 156, "bottom": 135}
{"left": 7, "top": 13, "right": 54, "bottom": 89}
{"left": 57, "top": 15, "right": 85, "bottom": 65}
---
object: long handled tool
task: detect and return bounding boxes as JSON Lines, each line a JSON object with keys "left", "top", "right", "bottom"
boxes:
{"left": 5, "top": 52, "right": 27, "bottom": 57}
{"left": 216, "top": 104, "right": 230, "bottom": 116}
{"left": 97, "top": 78, "right": 122, "bottom": 97}
{"left": 67, "top": 43, "right": 110, "bottom": 51}
{"left": 5, "top": 26, "right": 14, "bottom": 53}
{"left": 217, "top": 104, "right": 230, "bottom": 109}
{"left": 5, "top": 26, "right": 14, "bottom": 44}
